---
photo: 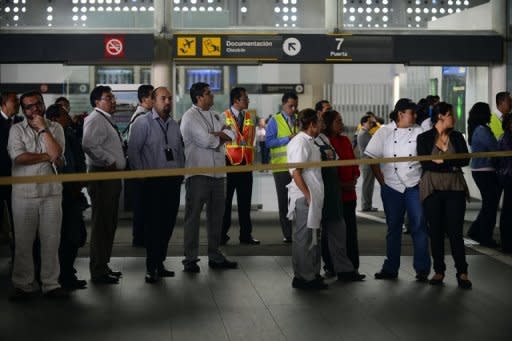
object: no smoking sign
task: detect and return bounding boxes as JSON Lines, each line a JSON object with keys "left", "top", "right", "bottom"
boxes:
{"left": 104, "top": 36, "right": 125, "bottom": 58}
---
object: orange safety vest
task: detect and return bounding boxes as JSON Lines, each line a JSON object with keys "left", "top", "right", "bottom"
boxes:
{"left": 224, "top": 109, "right": 255, "bottom": 165}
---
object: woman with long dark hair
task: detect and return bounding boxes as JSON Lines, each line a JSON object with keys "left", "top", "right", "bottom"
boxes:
{"left": 466, "top": 102, "right": 500, "bottom": 248}
{"left": 417, "top": 102, "right": 471, "bottom": 289}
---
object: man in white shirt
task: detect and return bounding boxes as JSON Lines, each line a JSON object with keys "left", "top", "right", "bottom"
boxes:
{"left": 82, "top": 85, "right": 125, "bottom": 284}
{"left": 8, "top": 91, "right": 68, "bottom": 300}
{"left": 286, "top": 108, "right": 326, "bottom": 290}
{"left": 180, "top": 82, "right": 238, "bottom": 273}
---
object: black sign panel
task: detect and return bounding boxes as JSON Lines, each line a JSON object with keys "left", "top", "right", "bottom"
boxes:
{"left": 174, "top": 33, "right": 502, "bottom": 65}
{"left": 238, "top": 84, "right": 304, "bottom": 94}
{"left": 0, "top": 34, "right": 154, "bottom": 64}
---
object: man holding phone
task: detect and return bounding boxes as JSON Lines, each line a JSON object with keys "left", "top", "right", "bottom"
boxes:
{"left": 128, "top": 87, "right": 185, "bottom": 283}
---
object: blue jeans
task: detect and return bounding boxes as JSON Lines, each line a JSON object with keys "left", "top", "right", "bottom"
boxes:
{"left": 380, "top": 184, "right": 430, "bottom": 274}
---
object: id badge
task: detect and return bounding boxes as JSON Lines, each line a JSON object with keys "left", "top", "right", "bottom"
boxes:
{"left": 165, "top": 148, "right": 174, "bottom": 161}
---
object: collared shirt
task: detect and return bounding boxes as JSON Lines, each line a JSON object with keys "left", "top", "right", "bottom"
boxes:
{"left": 265, "top": 111, "right": 297, "bottom": 148}
{"left": 128, "top": 108, "right": 185, "bottom": 170}
{"left": 180, "top": 104, "right": 235, "bottom": 178}
{"left": 125, "top": 105, "right": 151, "bottom": 140}
{"left": 1, "top": 110, "right": 9, "bottom": 120}
{"left": 7, "top": 118, "right": 65, "bottom": 198}
{"left": 82, "top": 108, "right": 126, "bottom": 170}
{"left": 496, "top": 109, "right": 504, "bottom": 121}
{"left": 286, "top": 131, "right": 324, "bottom": 229}
{"left": 365, "top": 121, "right": 423, "bottom": 193}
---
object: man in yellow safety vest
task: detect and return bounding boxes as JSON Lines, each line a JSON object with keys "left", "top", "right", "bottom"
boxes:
{"left": 491, "top": 91, "right": 511, "bottom": 139}
{"left": 265, "top": 92, "right": 299, "bottom": 243}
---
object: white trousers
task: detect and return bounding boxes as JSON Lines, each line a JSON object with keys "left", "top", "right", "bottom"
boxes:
{"left": 12, "top": 195, "right": 62, "bottom": 293}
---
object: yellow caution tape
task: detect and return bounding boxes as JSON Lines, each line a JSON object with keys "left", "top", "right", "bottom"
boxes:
{"left": 0, "top": 150, "right": 511, "bottom": 185}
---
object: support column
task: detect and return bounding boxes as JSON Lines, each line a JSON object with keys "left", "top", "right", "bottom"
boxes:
{"left": 300, "top": 64, "right": 333, "bottom": 109}
{"left": 325, "top": 0, "right": 342, "bottom": 32}
{"left": 151, "top": 0, "right": 173, "bottom": 88}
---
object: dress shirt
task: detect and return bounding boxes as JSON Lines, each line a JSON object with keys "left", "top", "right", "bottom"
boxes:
{"left": 125, "top": 105, "right": 151, "bottom": 140}
{"left": 180, "top": 105, "right": 235, "bottom": 178}
{"left": 365, "top": 121, "right": 423, "bottom": 193}
{"left": 82, "top": 108, "right": 126, "bottom": 170}
{"left": 8, "top": 118, "right": 65, "bottom": 198}
{"left": 265, "top": 111, "right": 297, "bottom": 148}
{"left": 1, "top": 110, "right": 9, "bottom": 120}
{"left": 286, "top": 131, "right": 324, "bottom": 229}
{"left": 128, "top": 109, "right": 185, "bottom": 170}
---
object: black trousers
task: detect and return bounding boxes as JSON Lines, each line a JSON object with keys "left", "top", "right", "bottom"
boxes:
{"left": 343, "top": 200, "right": 360, "bottom": 270}
{"left": 131, "top": 179, "right": 145, "bottom": 245}
{"left": 500, "top": 175, "right": 512, "bottom": 252}
{"left": 59, "top": 189, "right": 87, "bottom": 283}
{"left": 222, "top": 171, "right": 254, "bottom": 240}
{"left": 273, "top": 171, "right": 292, "bottom": 240}
{"left": 424, "top": 190, "right": 468, "bottom": 274}
{"left": 468, "top": 171, "right": 501, "bottom": 243}
{"left": 143, "top": 177, "right": 181, "bottom": 272}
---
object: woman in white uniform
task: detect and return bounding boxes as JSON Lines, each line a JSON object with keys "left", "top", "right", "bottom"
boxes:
{"left": 364, "top": 98, "right": 431, "bottom": 281}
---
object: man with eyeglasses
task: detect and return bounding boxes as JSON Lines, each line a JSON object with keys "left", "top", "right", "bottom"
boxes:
{"left": 180, "top": 82, "right": 238, "bottom": 273}
{"left": 7, "top": 91, "right": 69, "bottom": 300}
{"left": 82, "top": 85, "right": 125, "bottom": 285}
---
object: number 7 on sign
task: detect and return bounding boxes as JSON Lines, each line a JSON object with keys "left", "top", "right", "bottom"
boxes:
{"left": 336, "top": 38, "right": 344, "bottom": 50}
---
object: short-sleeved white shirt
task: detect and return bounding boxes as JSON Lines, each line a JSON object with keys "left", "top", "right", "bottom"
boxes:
{"left": 364, "top": 121, "right": 422, "bottom": 193}
{"left": 286, "top": 131, "right": 324, "bottom": 229}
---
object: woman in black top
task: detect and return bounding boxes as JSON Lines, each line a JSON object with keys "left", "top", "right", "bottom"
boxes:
{"left": 417, "top": 102, "right": 472, "bottom": 289}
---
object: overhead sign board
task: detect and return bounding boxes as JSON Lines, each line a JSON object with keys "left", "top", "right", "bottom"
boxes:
{"left": 237, "top": 84, "right": 304, "bottom": 94}
{"left": 173, "top": 33, "right": 502, "bottom": 65}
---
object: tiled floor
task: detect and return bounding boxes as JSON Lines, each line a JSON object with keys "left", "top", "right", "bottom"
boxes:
{"left": 1, "top": 255, "right": 511, "bottom": 341}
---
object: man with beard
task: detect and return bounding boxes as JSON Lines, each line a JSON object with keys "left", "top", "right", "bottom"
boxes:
{"left": 128, "top": 87, "right": 184, "bottom": 283}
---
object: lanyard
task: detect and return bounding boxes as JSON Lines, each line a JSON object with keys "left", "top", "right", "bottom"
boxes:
{"left": 195, "top": 107, "right": 215, "bottom": 132}
{"left": 156, "top": 117, "right": 170, "bottom": 146}
{"left": 96, "top": 110, "right": 123, "bottom": 144}
{"left": 281, "top": 112, "right": 297, "bottom": 134}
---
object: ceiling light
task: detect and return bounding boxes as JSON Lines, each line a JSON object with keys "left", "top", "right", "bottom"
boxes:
{"left": 283, "top": 15, "right": 289, "bottom": 21}
{"left": 366, "top": 16, "right": 371, "bottom": 22}
{"left": 241, "top": 6, "right": 247, "bottom": 13}
{"left": 47, "top": 15, "right": 53, "bottom": 21}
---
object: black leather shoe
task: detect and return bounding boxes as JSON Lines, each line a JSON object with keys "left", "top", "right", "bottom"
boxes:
{"left": 456, "top": 273, "right": 472, "bottom": 290}
{"left": 337, "top": 271, "right": 366, "bottom": 282}
{"left": 429, "top": 273, "right": 445, "bottom": 286}
{"left": 283, "top": 237, "right": 292, "bottom": 243}
{"left": 145, "top": 270, "right": 161, "bottom": 284}
{"left": 208, "top": 259, "right": 238, "bottom": 270}
{"left": 374, "top": 270, "right": 398, "bottom": 280}
{"left": 61, "top": 279, "right": 87, "bottom": 290}
{"left": 158, "top": 268, "right": 175, "bottom": 277}
{"left": 479, "top": 239, "right": 499, "bottom": 248}
{"left": 220, "top": 235, "right": 230, "bottom": 246}
{"left": 415, "top": 273, "right": 429, "bottom": 282}
{"left": 44, "top": 287, "right": 70, "bottom": 299}
{"left": 292, "top": 277, "right": 328, "bottom": 290}
{"left": 240, "top": 237, "right": 260, "bottom": 245}
{"left": 109, "top": 270, "right": 122, "bottom": 278}
{"left": 92, "top": 274, "right": 119, "bottom": 284}
{"left": 183, "top": 263, "right": 200, "bottom": 273}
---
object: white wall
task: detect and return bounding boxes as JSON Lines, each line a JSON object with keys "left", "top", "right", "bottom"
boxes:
{"left": 333, "top": 64, "right": 399, "bottom": 85}
{"left": 0, "top": 64, "right": 89, "bottom": 83}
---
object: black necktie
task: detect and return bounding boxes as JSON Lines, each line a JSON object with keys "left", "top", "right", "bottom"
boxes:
{"left": 6, "top": 117, "right": 12, "bottom": 128}
{"left": 238, "top": 112, "right": 244, "bottom": 130}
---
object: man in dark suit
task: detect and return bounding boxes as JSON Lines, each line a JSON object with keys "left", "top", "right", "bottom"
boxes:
{"left": 0, "top": 92, "right": 20, "bottom": 250}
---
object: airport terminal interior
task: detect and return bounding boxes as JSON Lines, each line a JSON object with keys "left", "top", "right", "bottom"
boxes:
{"left": 1, "top": 0, "right": 512, "bottom": 340}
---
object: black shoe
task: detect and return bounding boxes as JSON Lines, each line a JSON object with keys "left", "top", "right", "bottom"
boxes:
{"left": 456, "top": 273, "right": 472, "bottom": 290}
{"left": 374, "top": 270, "right": 398, "bottom": 280}
{"left": 323, "top": 269, "right": 336, "bottom": 278}
{"left": 428, "top": 273, "right": 445, "bottom": 286}
{"left": 415, "top": 273, "right": 429, "bottom": 282}
{"left": 158, "top": 268, "right": 175, "bottom": 277}
{"left": 292, "top": 277, "right": 328, "bottom": 290}
{"left": 467, "top": 231, "right": 480, "bottom": 242}
{"left": 479, "top": 239, "right": 499, "bottom": 248}
{"left": 145, "top": 270, "right": 161, "bottom": 284}
{"left": 8, "top": 288, "right": 38, "bottom": 302}
{"left": 91, "top": 274, "right": 119, "bottom": 284}
{"left": 61, "top": 279, "right": 87, "bottom": 290}
{"left": 220, "top": 235, "right": 230, "bottom": 246}
{"left": 283, "top": 237, "right": 292, "bottom": 243}
{"left": 208, "top": 259, "right": 238, "bottom": 270}
{"left": 183, "top": 263, "right": 200, "bottom": 273}
{"left": 109, "top": 269, "right": 122, "bottom": 278}
{"left": 337, "top": 271, "right": 366, "bottom": 282}
{"left": 240, "top": 237, "right": 260, "bottom": 245}
{"left": 44, "top": 287, "right": 70, "bottom": 299}
{"left": 361, "top": 207, "right": 378, "bottom": 212}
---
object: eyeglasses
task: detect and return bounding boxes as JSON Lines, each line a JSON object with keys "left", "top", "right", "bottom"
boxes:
{"left": 101, "top": 95, "right": 116, "bottom": 102}
{"left": 23, "top": 101, "right": 43, "bottom": 111}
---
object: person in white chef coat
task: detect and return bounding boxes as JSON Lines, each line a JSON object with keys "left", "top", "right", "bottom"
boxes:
{"left": 286, "top": 108, "right": 327, "bottom": 290}
{"left": 364, "top": 98, "right": 431, "bottom": 281}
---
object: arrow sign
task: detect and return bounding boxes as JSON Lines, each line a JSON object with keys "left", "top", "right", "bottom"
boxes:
{"left": 282, "top": 37, "right": 301, "bottom": 56}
